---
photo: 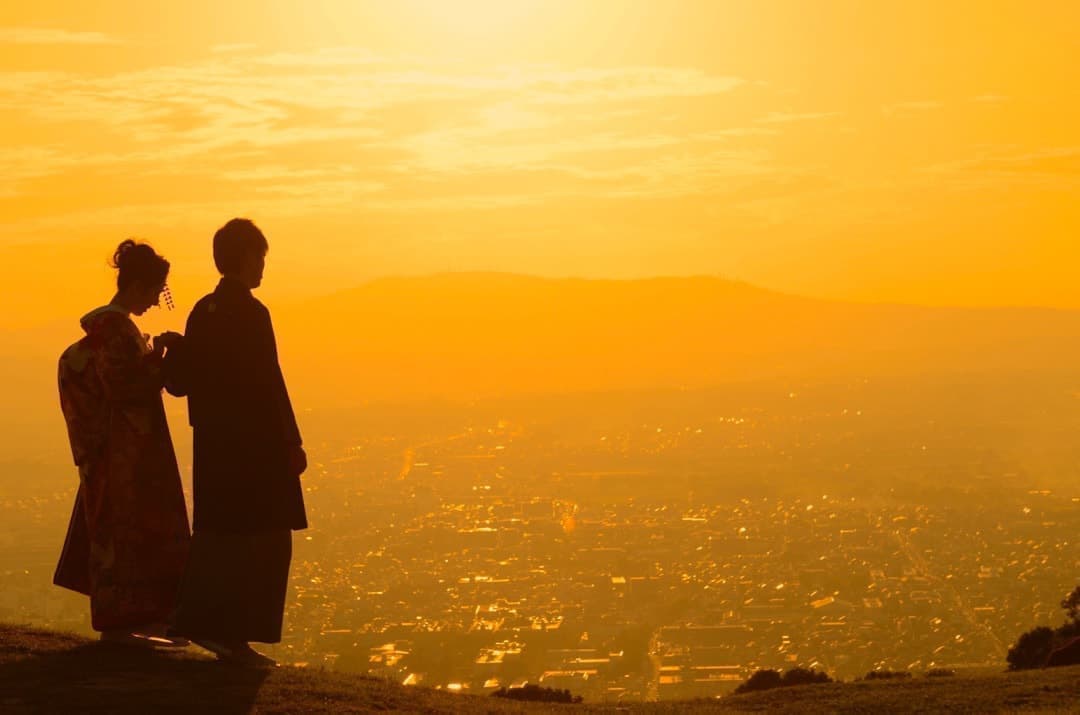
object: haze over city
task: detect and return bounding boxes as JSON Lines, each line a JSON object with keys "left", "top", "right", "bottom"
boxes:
{"left": 1, "top": 0, "right": 1078, "bottom": 704}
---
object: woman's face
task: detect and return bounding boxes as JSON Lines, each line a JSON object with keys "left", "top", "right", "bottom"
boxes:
{"left": 130, "top": 279, "right": 167, "bottom": 315}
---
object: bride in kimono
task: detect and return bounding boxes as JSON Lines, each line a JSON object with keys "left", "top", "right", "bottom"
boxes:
{"left": 54, "top": 239, "right": 191, "bottom": 646}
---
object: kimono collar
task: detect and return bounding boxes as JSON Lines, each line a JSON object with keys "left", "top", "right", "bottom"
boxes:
{"left": 79, "top": 304, "right": 130, "bottom": 332}
{"left": 215, "top": 276, "right": 253, "bottom": 298}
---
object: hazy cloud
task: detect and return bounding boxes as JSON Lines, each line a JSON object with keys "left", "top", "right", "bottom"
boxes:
{"left": 0, "top": 47, "right": 784, "bottom": 225}
{"left": 211, "top": 43, "right": 258, "bottom": 54}
{"left": 882, "top": 101, "right": 942, "bottom": 115}
{"left": 756, "top": 111, "right": 838, "bottom": 124}
{"left": 917, "top": 146, "right": 1080, "bottom": 192}
{"left": 0, "top": 27, "right": 117, "bottom": 45}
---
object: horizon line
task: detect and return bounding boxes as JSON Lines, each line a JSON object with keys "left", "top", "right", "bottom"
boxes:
{"left": 293, "top": 270, "right": 1080, "bottom": 315}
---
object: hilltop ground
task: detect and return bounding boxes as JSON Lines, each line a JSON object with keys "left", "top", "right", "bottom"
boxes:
{"left": 1, "top": 624, "right": 1077, "bottom": 714}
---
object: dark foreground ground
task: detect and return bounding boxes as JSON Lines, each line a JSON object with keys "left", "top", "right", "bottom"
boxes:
{"left": 1, "top": 624, "right": 1077, "bottom": 714}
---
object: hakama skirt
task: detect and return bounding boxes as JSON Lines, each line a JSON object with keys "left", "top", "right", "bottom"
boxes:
{"left": 173, "top": 529, "right": 292, "bottom": 644}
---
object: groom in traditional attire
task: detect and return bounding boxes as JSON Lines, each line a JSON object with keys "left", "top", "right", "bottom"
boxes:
{"left": 168, "top": 217, "right": 307, "bottom": 665}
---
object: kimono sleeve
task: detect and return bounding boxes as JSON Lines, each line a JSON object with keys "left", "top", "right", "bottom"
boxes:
{"left": 162, "top": 333, "right": 191, "bottom": 397}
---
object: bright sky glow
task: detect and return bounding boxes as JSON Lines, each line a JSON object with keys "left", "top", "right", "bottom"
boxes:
{"left": 1, "top": 1, "right": 1079, "bottom": 326}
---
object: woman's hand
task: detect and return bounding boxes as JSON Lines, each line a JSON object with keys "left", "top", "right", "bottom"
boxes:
{"left": 152, "top": 331, "right": 183, "bottom": 357}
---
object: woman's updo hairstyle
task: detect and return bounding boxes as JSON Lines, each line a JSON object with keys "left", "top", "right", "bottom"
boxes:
{"left": 110, "top": 239, "right": 170, "bottom": 291}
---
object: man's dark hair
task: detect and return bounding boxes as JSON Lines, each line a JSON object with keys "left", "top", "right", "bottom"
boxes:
{"left": 213, "top": 218, "right": 268, "bottom": 275}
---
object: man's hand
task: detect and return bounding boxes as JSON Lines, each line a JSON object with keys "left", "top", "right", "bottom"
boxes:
{"left": 288, "top": 445, "right": 308, "bottom": 478}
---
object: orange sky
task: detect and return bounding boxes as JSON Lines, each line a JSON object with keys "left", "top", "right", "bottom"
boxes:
{"left": 1, "top": 0, "right": 1079, "bottom": 328}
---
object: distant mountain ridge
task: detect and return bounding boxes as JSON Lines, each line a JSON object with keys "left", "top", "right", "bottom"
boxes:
{"left": 5, "top": 272, "right": 1080, "bottom": 410}
{"left": 276, "top": 272, "right": 1080, "bottom": 403}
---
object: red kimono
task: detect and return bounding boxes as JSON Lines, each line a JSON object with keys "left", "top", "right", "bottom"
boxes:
{"left": 54, "top": 305, "right": 191, "bottom": 632}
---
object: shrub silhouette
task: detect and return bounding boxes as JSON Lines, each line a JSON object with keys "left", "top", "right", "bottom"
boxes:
{"left": 1046, "top": 633, "right": 1080, "bottom": 667}
{"left": 734, "top": 667, "right": 832, "bottom": 695}
{"left": 1007, "top": 627, "right": 1056, "bottom": 670}
{"left": 925, "top": 668, "right": 955, "bottom": 678}
{"left": 734, "top": 669, "right": 783, "bottom": 694}
{"left": 491, "top": 684, "right": 582, "bottom": 703}
{"left": 1007, "top": 584, "right": 1080, "bottom": 670}
{"left": 862, "top": 670, "right": 912, "bottom": 680}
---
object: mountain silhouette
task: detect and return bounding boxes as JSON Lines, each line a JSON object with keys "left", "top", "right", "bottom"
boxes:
{"left": 276, "top": 273, "right": 1080, "bottom": 403}
{"left": 4, "top": 273, "right": 1080, "bottom": 414}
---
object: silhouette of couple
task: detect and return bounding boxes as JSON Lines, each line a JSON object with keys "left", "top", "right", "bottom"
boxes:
{"left": 54, "top": 218, "right": 307, "bottom": 667}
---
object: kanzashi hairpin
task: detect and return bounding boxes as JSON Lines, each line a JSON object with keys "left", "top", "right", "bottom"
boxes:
{"left": 162, "top": 283, "right": 175, "bottom": 310}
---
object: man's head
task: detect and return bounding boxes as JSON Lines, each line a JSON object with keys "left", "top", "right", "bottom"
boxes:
{"left": 213, "top": 218, "right": 268, "bottom": 289}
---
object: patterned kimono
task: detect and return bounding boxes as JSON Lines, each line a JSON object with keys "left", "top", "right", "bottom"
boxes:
{"left": 54, "top": 305, "right": 191, "bottom": 632}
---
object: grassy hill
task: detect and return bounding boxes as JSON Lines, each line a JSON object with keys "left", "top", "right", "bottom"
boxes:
{"left": 0, "top": 624, "right": 534, "bottom": 714}
{"left": 3, "top": 624, "right": 1078, "bottom": 713}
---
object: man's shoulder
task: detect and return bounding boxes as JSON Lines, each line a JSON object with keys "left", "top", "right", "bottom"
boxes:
{"left": 234, "top": 292, "right": 270, "bottom": 322}
{"left": 187, "top": 293, "right": 220, "bottom": 321}
{"left": 250, "top": 295, "right": 270, "bottom": 317}
{"left": 192, "top": 285, "right": 261, "bottom": 310}
{"left": 188, "top": 288, "right": 269, "bottom": 327}
{"left": 191, "top": 292, "right": 216, "bottom": 310}
{"left": 231, "top": 290, "right": 270, "bottom": 320}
